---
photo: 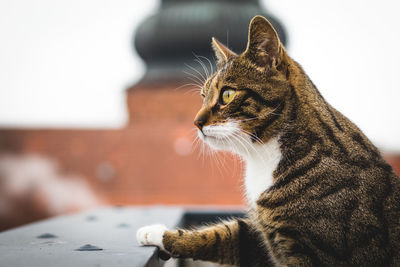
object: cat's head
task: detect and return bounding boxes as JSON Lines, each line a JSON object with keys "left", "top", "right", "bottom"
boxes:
{"left": 194, "top": 16, "right": 294, "bottom": 156}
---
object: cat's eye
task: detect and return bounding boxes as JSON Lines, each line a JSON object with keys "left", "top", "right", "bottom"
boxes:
{"left": 220, "top": 88, "right": 236, "bottom": 105}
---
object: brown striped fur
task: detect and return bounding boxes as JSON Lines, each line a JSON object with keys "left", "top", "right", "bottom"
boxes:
{"left": 161, "top": 16, "right": 400, "bottom": 266}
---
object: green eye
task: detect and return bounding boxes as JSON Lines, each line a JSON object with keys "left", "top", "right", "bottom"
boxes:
{"left": 221, "top": 88, "right": 236, "bottom": 105}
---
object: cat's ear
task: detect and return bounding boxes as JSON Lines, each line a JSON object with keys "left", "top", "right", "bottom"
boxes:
{"left": 211, "top": 37, "right": 237, "bottom": 69}
{"left": 243, "top": 15, "right": 281, "bottom": 68}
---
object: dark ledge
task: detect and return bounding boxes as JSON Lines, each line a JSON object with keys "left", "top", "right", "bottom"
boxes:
{"left": 0, "top": 206, "right": 244, "bottom": 267}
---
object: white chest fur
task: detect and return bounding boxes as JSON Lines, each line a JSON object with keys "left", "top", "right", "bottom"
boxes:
{"left": 244, "top": 137, "right": 282, "bottom": 209}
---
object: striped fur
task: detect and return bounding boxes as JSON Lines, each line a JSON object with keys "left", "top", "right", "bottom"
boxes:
{"left": 137, "top": 15, "right": 400, "bottom": 266}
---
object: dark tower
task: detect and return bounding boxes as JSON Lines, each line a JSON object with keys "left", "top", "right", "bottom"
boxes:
{"left": 133, "top": 0, "right": 287, "bottom": 83}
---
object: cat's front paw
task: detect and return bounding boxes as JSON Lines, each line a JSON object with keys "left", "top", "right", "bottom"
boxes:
{"left": 136, "top": 224, "right": 167, "bottom": 250}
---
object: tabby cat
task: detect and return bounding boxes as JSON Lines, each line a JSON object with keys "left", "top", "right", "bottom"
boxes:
{"left": 137, "top": 15, "right": 400, "bottom": 266}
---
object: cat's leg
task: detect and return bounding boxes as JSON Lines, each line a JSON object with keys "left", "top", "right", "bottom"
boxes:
{"left": 137, "top": 218, "right": 273, "bottom": 266}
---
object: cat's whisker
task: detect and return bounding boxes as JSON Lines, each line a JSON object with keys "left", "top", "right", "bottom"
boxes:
{"left": 203, "top": 140, "right": 212, "bottom": 164}
{"left": 182, "top": 84, "right": 202, "bottom": 91}
{"left": 185, "top": 81, "right": 203, "bottom": 90}
{"left": 240, "top": 129, "right": 264, "bottom": 146}
{"left": 193, "top": 141, "right": 201, "bottom": 159}
{"left": 213, "top": 150, "right": 226, "bottom": 177}
{"left": 226, "top": 137, "right": 242, "bottom": 174}
{"left": 194, "top": 58, "right": 209, "bottom": 80}
{"left": 198, "top": 135, "right": 206, "bottom": 162}
{"left": 174, "top": 83, "right": 201, "bottom": 91}
{"left": 184, "top": 87, "right": 203, "bottom": 96}
{"left": 193, "top": 53, "right": 211, "bottom": 78}
{"left": 182, "top": 71, "right": 204, "bottom": 86}
{"left": 184, "top": 63, "right": 206, "bottom": 84}
{"left": 182, "top": 78, "right": 203, "bottom": 91}
{"left": 230, "top": 133, "right": 251, "bottom": 158}
{"left": 207, "top": 143, "right": 223, "bottom": 177}
{"left": 191, "top": 131, "right": 199, "bottom": 143}
{"left": 222, "top": 119, "right": 264, "bottom": 146}
{"left": 232, "top": 131, "right": 264, "bottom": 161}
{"left": 195, "top": 55, "right": 214, "bottom": 76}
{"left": 191, "top": 134, "right": 202, "bottom": 155}
{"left": 231, "top": 132, "right": 250, "bottom": 154}
{"left": 242, "top": 135, "right": 265, "bottom": 161}
{"left": 221, "top": 135, "right": 241, "bottom": 174}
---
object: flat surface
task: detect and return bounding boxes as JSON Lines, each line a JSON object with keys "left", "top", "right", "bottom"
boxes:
{"left": 0, "top": 206, "right": 184, "bottom": 267}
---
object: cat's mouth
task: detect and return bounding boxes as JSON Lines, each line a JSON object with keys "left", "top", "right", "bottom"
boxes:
{"left": 199, "top": 124, "right": 235, "bottom": 141}
{"left": 197, "top": 121, "right": 243, "bottom": 151}
{"left": 198, "top": 131, "right": 230, "bottom": 152}
{"left": 198, "top": 131, "right": 222, "bottom": 142}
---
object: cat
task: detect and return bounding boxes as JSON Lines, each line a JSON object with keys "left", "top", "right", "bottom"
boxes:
{"left": 137, "top": 15, "right": 400, "bottom": 266}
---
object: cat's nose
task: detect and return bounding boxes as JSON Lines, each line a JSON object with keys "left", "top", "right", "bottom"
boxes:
{"left": 194, "top": 118, "right": 205, "bottom": 130}
{"left": 194, "top": 108, "right": 209, "bottom": 130}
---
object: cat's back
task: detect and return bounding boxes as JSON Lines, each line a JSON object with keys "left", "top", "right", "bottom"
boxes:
{"left": 255, "top": 60, "right": 400, "bottom": 266}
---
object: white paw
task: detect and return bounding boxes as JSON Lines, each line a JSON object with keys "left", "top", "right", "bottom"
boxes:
{"left": 136, "top": 224, "right": 167, "bottom": 250}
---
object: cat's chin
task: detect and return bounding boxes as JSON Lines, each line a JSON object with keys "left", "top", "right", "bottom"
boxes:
{"left": 206, "top": 137, "right": 228, "bottom": 151}
{"left": 197, "top": 122, "right": 255, "bottom": 156}
{"left": 197, "top": 130, "right": 250, "bottom": 156}
{"left": 198, "top": 131, "right": 230, "bottom": 151}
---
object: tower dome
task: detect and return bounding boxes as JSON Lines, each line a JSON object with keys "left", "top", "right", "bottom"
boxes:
{"left": 133, "top": 0, "right": 287, "bottom": 83}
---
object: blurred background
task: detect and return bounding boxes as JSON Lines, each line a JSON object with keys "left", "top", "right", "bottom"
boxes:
{"left": 0, "top": 0, "right": 399, "bottom": 232}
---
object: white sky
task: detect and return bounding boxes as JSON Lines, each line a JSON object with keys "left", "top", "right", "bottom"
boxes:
{"left": 0, "top": 0, "right": 399, "bottom": 151}
{"left": 0, "top": 0, "right": 158, "bottom": 128}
